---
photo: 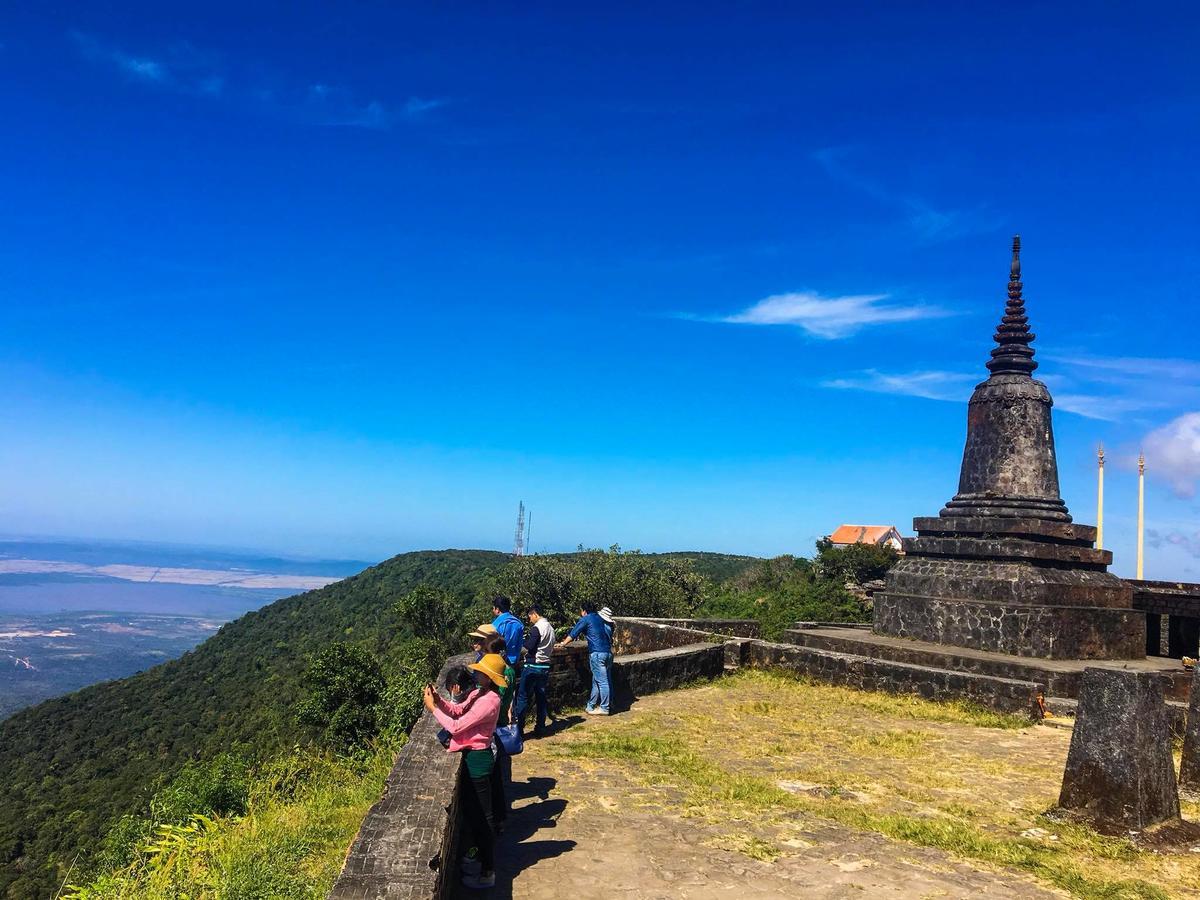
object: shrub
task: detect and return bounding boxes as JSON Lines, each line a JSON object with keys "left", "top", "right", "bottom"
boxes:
{"left": 295, "top": 645, "right": 386, "bottom": 749}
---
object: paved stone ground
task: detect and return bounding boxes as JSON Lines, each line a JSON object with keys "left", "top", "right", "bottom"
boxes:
{"left": 456, "top": 701, "right": 1068, "bottom": 898}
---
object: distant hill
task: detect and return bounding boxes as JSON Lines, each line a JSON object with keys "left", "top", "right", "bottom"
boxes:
{"left": 646, "top": 551, "right": 761, "bottom": 585}
{"left": 0, "top": 549, "right": 510, "bottom": 899}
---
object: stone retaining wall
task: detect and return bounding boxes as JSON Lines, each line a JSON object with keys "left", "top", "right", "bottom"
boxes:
{"left": 617, "top": 616, "right": 1042, "bottom": 719}
{"left": 740, "top": 640, "right": 1042, "bottom": 719}
{"left": 616, "top": 617, "right": 762, "bottom": 638}
{"left": 612, "top": 617, "right": 732, "bottom": 655}
{"left": 1131, "top": 580, "right": 1200, "bottom": 617}
{"left": 611, "top": 643, "right": 726, "bottom": 709}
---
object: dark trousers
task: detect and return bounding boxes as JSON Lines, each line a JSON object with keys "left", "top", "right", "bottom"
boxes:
{"left": 491, "top": 741, "right": 510, "bottom": 823}
{"left": 463, "top": 771, "right": 495, "bottom": 873}
{"left": 514, "top": 666, "right": 550, "bottom": 732}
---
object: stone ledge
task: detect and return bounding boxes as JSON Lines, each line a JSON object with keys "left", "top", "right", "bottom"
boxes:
{"left": 905, "top": 536, "right": 1111, "bottom": 568}
{"left": 913, "top": 516, "right": 1096, "bottom": 545}
{"left": 614, "top": 617, "right": 761, "bottom": 639}
{"left": 612, "top": 643, "right": 726, "bottom": 709}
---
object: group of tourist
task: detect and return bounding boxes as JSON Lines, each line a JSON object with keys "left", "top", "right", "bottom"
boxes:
{"left": 421, "top": 595, "right": 616, "bottom": 890}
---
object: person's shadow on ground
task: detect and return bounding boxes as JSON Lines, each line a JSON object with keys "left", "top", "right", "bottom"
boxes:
{"left": 532, "top": 713, "right": 585, "bottom": 738}
{"left": 460, "top": 777, "right": 574, "bottom": 898}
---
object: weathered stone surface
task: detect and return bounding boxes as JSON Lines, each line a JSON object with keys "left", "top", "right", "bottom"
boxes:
{"left": 885, "top": 556, "right": 1133, "bottom": 609}
{"left": 1179, "top": 667, "right": 1200, "bottom": 794}
{"left": 1131, "top": 580, "right": 1200, "bottom": 617}
{"left": 742, "top": 640, "right": 1042, "bottom": 719}
{"left": 610, "top": 643, "right": 726, "bottom": 709}
{"left": 1058, "top": 668, "right": 1180, "bottom": 830}
{"left": 912, "top": 516, "right": 1096, "bottom": 544}
{"left": 943, "top": 374, "right": 1069, "bottom": 523}
{"left": 876, "top": 592, "right": 1145, "bottom": 659}
{"left": 904, "top": 535, "right": 1112, "bottom": 568}
{"left": 783, "top": 625, "right": 1192, "bottom": 702}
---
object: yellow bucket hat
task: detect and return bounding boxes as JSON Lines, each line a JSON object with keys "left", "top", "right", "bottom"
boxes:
{"left": 468, "top": 652, "right": 508, "bottom": 689}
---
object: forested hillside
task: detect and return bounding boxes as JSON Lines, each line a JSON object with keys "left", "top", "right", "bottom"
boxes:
{"left": 0, "top": 550, "right": 509, "bottom": 899}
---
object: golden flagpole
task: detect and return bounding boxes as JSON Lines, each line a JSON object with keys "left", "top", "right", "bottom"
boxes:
{"left": 1136, "top": 451, "right": 1145, "bottom": 580}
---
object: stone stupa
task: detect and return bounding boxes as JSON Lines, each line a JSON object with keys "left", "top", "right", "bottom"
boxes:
{"left": 872, "top": 237, "right": 1144, "bottom": 659}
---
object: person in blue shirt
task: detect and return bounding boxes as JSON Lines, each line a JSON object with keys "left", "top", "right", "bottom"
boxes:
{"left": 490, "top": 596, "right": 525, "bottom": 670}
{"left": 558, "top": 601, "right": 613, "bottom": 715}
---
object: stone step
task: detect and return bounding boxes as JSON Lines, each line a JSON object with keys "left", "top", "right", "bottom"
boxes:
{"left": 782, "top": 625, "right": 1192, "bottom": 701}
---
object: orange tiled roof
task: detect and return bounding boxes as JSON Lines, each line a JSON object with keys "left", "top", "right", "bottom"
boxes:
{"left": 829, "top": 524, "right": 898, "bottom": 545}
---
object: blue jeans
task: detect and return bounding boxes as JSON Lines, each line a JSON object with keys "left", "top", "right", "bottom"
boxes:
{"left": 514, "top": 665, "right": 550, "bottom": 732}
{"left": 588, "top": 652, "right": 613, "bottom": 712}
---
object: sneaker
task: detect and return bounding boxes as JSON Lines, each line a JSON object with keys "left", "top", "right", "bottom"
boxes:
{"left": 592, "top": 708, "right": 610, "bottom": 716}
{"left": 462, "top": 871, "right": 496, "bottom": 889}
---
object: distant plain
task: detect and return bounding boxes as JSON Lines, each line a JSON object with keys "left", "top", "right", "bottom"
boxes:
{"left": 0, "top": 538, "right": 370, "bottom": 718}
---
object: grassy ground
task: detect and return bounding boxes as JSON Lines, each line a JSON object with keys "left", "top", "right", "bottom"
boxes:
{"left": 555, "top": 670, "right": 1200, "bottom": 900}
{"left": 61, "top": 746, "right": 394, "bottom": 899}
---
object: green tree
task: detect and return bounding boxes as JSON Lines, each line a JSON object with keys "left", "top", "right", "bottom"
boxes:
{"left": 487, "top": 546, "right": 705, "bottom": 626}
{"left": 295, "top": 644, "right": 386, "bottom": 749}
{"left": 814, "top": 538, "right": 899, "bottom": 584}
{"left": 393, "top": 584, "right": 470, "bottom": 674}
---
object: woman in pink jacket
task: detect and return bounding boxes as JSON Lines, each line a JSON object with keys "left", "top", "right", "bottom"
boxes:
{"left": 423, "top": 652, "right": 506, "bottom": 890}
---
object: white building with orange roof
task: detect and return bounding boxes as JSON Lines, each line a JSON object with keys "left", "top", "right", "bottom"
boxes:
{"left": 828, "top": 524, "right": 904, "bottom": 553}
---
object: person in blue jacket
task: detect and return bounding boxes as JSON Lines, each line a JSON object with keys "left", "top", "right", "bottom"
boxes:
{"left": 558, "top": 601, "right": 613, "bottom": 715}
{"left": 490, "top": 596, "right": 525, "bottom": 671}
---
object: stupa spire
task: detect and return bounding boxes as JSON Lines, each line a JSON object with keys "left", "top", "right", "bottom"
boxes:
{"left": 986, "top": 234, "right": 1038, "bottom": 376}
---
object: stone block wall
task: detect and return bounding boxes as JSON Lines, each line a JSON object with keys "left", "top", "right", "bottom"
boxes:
{"left": 1130, "top": 580, "right": 1200, "bottom": 617}
{"left": 612, "top": 617, "right": 732, "bottom": 655}
{"left": 741, "top": 640, "right": 1042, "bottom": 719}
{"left": 611, "top": 643, "right": 726, "bottom": 709}
{"left": 616, "top": 617, "right": 762, "bottom": 639}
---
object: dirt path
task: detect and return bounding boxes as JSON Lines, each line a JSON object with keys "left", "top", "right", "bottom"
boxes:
{"left": 460, "top": 672, "right": 1112, "bottom": 899}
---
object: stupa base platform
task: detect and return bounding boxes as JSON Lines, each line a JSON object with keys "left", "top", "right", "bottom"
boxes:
{"left": 781, "top": 624, "right": 1191, "bottom": 706}
{"left": 874, "top": 592, "right": 1146, "bottom": 660}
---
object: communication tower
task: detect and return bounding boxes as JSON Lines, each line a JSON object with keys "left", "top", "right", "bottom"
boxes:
{"left": 513, "top": 501, "right": 526, "bottom": 556}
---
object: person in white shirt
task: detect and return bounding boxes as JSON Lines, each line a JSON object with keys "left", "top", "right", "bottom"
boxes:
{"left": 514, "top": 604, "right": 555, "bottom": 736}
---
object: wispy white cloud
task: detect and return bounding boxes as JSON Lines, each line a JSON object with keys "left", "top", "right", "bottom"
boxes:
{"left": 1143, "top": 412, "right": 1200, "bottom": 497}
{"left": 822, "top": 369, "right": 975, "bottom": 401}
{"left": 1053, "top": 393, "right": 1166, "bottom": 422}
{"left": 721, "top": 291, "right": 949, "bottom": 339}
{"left": 820, "top": 363, "right": 1171, "bottom": 421}
{"left": 70, "top": 31, "right": 168, "bottom": 83}
{"left": 403, "top": 97, "right": 447, "bottom": 117}
{"left": 70, "top": 31, "right": 445, "bottom": 131}
{"left": 812, "top": 147, "right": 996, "bottom": 243}
{"left": 1045, "top": 354, "right": 1200, "bottom": 383}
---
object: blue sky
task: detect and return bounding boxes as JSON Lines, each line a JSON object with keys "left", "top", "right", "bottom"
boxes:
{"left": 1, "top": 3, "right": 1198, "bottom": 576}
